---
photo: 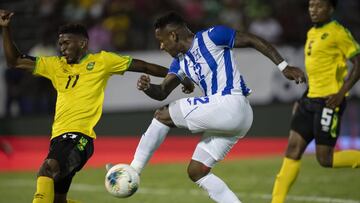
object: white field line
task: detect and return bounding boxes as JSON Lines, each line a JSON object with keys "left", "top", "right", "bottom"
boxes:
{"left": 1, "top": 179, "right": 359, "bottom": 203}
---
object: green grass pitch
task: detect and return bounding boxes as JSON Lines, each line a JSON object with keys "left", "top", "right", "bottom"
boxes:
{"left": 0, "top": 156, "right": 359, "bottom": 203}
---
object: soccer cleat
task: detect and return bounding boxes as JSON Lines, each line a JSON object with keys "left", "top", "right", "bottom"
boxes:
{"left": 105, "top": 163, "right": 114, "bottom": 171}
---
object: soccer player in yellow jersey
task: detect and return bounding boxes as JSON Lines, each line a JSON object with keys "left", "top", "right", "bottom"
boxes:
{"left": 271, "top": 0, "right": 360, "bottom": 202}
{"left": 0, "top": 9, "right": 193, "bottom": 203}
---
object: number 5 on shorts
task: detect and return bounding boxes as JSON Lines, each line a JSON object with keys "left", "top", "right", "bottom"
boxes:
{"left": 320, "top": 107, "right": 333, "bottom": 132}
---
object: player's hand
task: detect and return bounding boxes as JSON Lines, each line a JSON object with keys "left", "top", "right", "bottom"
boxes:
{"left": 137, "top": 75, "right": 151, "bottom": 91}
{"left": 0, "top": 10, "right": 14, "bottom": 27}
{"left": 282, "top": 66, "right": 306, "bottom": 84}
{"left": 325, "top": 92, "right": 345, "bottom": 109}
{"left": 181, "top": 77, "right": 194, "bottom": 94}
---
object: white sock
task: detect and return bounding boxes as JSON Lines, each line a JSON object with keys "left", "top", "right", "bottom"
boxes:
{"left": 196, "top": 173, "right": 241, "bottom": 203}
{"left": 130, "top": 118, "right": 170, "bottom": 174}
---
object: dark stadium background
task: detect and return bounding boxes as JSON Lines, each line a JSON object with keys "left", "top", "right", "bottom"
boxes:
{"left": 0, "top": 0, "right": 359, "bottom": 159}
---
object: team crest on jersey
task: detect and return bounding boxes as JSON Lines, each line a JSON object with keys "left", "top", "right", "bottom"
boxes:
{"left": 321, "top": 33, "right": 329, "bottom": 40}
{"left": 86, "top": 62, "right": 95, "bottom": 71}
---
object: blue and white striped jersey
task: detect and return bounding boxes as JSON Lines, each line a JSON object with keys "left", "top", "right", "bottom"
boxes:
{"left": 168, "top": 25, "right": 251, "bottom": 97}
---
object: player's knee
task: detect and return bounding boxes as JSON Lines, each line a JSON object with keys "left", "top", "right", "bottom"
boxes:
{"left": 154, "top": 106, "right": 173, "bottom": 126}
{"left": 316, "top": 156, "right": 332, "bottom": 168}
{"left": 286, "top": 131, "right": 308, "bottom": 159}
{"left": 187, "top": 163, "right": 211, "bottom": 182}
{"left": 285, "top": 142, "right": 305, "bottom": 160}
{"left": 38, "top": 159, "right": 60, "bottom": 179}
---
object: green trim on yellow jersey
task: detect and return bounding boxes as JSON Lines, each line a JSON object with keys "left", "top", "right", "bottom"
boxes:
{"left": 79, "top": 53, "right": 90, "bottom": 63}
{"left": 349, "top": 49, "right": 360, "bottom": 59}
{"left": 127, "top": 57, "right": 133, "bottom": 70}
{"left": 34, "top": 56, "right": 40, "bottom": 74}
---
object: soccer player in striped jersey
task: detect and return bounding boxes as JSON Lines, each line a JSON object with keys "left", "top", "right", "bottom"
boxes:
{"left": 271, "top": 0, "right": 360, "bottom": 202}
{"left": 0, "top": 9, "right": 194, "bottom": 203}
{"left": 128, "top": 12, "right": 305, "bottom": 203}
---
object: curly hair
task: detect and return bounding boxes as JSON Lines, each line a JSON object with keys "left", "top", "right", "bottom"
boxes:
{"left": 58, "top": 23, "right": 89, "bottom": 39}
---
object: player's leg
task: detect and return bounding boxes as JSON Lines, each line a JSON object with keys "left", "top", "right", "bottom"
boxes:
{"left": 33, "top": 159, "right": 59, "bottom": 203}
{"left": 53, "top": 173, "right": 77, "bottom": 203}
{"left": 314, "top": 101, "right": 360, "bottom": 168}
{"left": 130, "top": 105, "right": 173, "bottom": 174}
{"left": 333, "top": 150, "right": 360, "bottom": 168}
{"left": 271, "top": 131, "right": 308, "bottom": 203}
{"left": 272, "top": 99, "right": 313, "bottom": 203}
{"left": 190, "top": 133, "right": 245, "bottom": 203}
{"left": 187, "top": 95, "right": 252, "bottom": 203}
{"left": 34, "top": 133, "right": 93, "bottom": 203}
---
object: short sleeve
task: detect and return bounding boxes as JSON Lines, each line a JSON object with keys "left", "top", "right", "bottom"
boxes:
{"left": 34, "top": 56, "right": 58, "bottom": 81}
{"left": 168, "top": 58, "right": 186, "bottom": 80}
{"left": 336, "top": 27, "right": 360, "bottom": 59}
{"left": 207, "top": 25, "right": 236, "bottom": 48}
{"left": 101, "top": 51, "right": 133, "bottom": 75}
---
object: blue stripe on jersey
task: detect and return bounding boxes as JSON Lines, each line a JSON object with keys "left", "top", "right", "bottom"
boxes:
{"left": 186, "top": 52, "right": 208, "bottom": 95}
{"left": 222, "top": 48, "right": 234, "bottom": 95}
{"left": 197, "top": 33, "right": 218, "bottom": 94}
{"left": 168, "top": 58, "right": 183, "bottom": 80}
{"left": 207, "top": 26, "right": 236, "bottom": 48}
{"left": 240, "top": 75, "right": 251, "bottom": 96}
{"left": 183, "top": 58, "right": 197, "bottom": 84}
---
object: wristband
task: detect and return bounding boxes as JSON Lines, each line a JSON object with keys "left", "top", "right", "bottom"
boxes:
{"left": 277, "top": 61, "right": 288, "bottom": 71}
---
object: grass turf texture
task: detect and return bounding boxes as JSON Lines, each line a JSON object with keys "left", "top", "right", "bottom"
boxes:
{"left": 0, "top": 156, "right": 359, "bottom": 203}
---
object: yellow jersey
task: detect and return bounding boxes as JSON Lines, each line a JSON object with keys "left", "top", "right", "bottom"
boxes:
{"left": 34, "top": 51, "right": 132, "bottom": 139}
{"left": 304, "top": 20, "right": 360, "bottom": 98}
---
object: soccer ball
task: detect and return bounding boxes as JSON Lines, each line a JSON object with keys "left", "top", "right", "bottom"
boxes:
{"left": 104, "top": 164, "right": 140, "bottom": 198}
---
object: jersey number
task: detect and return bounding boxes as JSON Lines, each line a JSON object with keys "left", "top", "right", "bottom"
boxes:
{"left": 65, "top": 75, "right": 79, "bottom": 89}
{"left": 320, "top": 107, "right": 333, "bottom": 132}
{"left": 187, "top": 97, "right": 209, "bottom": 106}
{"left": 307, "top": 40, "right": 314, "bottom": 56}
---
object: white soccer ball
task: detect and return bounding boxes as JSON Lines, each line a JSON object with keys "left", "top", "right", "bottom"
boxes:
{"left": 105, "top": 164, "right": 140, "bottom": 198}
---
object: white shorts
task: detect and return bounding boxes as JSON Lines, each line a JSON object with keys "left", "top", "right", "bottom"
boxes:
{"left": 169, "top": 94, "right": 253, "bottom": 167}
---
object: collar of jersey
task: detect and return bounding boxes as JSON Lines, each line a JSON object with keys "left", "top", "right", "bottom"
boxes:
{"left": 78, "top": 53, "right": 90, "bottom": 64}
{"left": 185, "top": 33, "right": 197, "bottom": 56}
{"left": 313, "top": 19, "right": 334, "bottom": 29}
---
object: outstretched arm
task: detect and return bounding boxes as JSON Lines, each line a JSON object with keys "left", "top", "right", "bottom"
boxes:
{"left": 128, "top": 59, "right": 194, "bottom": 94}
{"left": 234, "top": 31, "right": 306, "bottom": 84}
{"left": 137, "top": 74, "right": 181, "bottom": 101}
{"left": 127, "top": 59, "right": 169, "bottom": 77}
{"left": 326, "top": 54, "right": 360, "bottom": 108}
{"left": 0, "top": 10, "right": 35, "bottom": 70}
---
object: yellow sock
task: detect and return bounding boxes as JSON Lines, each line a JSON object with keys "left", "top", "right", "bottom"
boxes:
{"left": 271, "top": 158, "right": 301, "bottom": 203}
{"left": 32, "top": 176, "right": 54, "bottom": 203}
{"left": 333, "top": 150, "right": 360, "bottom": 168}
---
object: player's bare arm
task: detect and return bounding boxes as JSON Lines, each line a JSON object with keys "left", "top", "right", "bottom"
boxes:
{"left": 0, "top": 9, "right": 35, "bottom": 70}
{"left": 129, "top": 59, "right": 194, "bottom": 94}
{"left": 234, "top": 31, "right": 306, "bottom": 84}
{"left": 181, "top": 77, "right": 194, "bottom": 94}
{"left": 128, "top": 59, "right": 168, "bottom": 77}
{"left": 326, "top": 53, "right": 360, "bottom": 108}
{"left": 137, "top": 74, "right": 181, "bottom": 101}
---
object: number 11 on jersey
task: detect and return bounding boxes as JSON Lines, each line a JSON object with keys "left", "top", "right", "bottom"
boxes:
{"left": 65, "top": 75, "right": 80, "bottom": 89}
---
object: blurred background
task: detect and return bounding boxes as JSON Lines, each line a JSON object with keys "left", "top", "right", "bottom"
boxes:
{"left": 0, "top": 0, "right": 359, "bottom": 149}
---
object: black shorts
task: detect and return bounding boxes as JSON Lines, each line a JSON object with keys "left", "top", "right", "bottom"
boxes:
{"left": 46, "top": 132, "right": 94, "bottom": 194}
{"left": 291, "top": 95, "right": 346, "bottom": 147}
